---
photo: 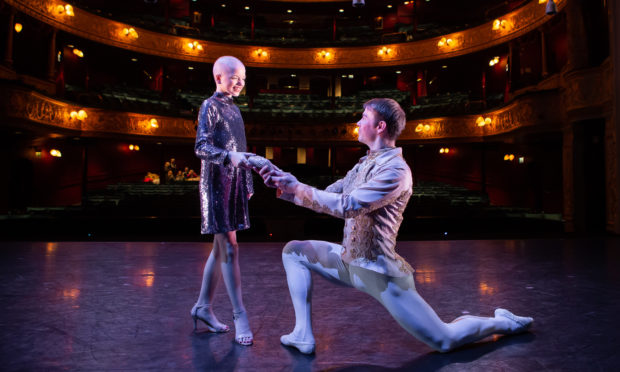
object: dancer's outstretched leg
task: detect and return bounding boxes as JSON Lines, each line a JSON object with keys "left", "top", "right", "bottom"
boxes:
{"left": 191, "top": 238, "right": 229, "bottom": 332}
{"left": 281, "top": 240, "right": 352, "bottom": 354}
{"left": 217, "top": 231, "right": 253, "bottom": 345}
{"left": 350, "top": 267, "right": 533, "bottom": 353}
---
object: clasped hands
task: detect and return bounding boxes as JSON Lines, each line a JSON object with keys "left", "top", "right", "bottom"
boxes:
{"left": 229, "top": 151, "right": 299, "bottom": 193}
{"left": 259, "top": 165, "right": 299, "bottom": 194}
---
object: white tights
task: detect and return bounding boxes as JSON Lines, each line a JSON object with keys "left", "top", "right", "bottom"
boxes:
{"left": 282, "top": 240, "right": 518, "bottom": 353}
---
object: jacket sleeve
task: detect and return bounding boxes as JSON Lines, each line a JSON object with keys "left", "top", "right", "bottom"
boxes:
{"left": 194, "top": 100, "right": 229, "bottom": 165}
{"left": 325, "top": 178, "right": 344, "bottom": 193}
{"left": 279, "top": 165, "right": 409, "bottom": 219}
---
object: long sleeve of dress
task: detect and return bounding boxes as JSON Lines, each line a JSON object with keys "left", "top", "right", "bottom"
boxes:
{"left": 195, "top": 100, "right": 229, "bottom": 165}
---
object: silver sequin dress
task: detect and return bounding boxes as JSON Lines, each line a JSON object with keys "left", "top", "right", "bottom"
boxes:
{"left": 195, "top": 92, "right": 253, "bottom": 234}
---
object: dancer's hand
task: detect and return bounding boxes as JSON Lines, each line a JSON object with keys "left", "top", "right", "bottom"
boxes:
{"left": 229, "top": 151, "right": 254, "bottom": 169}
{"left": 259, "top": 165, "right": 278, "bottom": 188}
{"left": 271, "top": 172, "right": 299, "bottom": 194}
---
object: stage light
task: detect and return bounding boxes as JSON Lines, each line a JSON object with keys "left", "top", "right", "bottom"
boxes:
{"left": 14, "top": 23, "right": 22, "bottom": 33}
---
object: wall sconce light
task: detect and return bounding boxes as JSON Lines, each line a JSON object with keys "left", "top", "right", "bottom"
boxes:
{"left": 187, "top": 41, "right": 203, "bottom": 51}
{"left": 489, "top": 56, "right": 500, "bottom": 66}
{"left": 70, "top": 109, "right": 87, "bottom": 120}
{"left": 129, "top": 144, "right": 140, "bottom": 151}
{"left": 492, "top": 19, "right": 508, "bottom": 31}
{"left": 123, "top": 27, "right": 139, "bottom": 39}
{"left": 437, "top": 37, "right": 454, "bottom": 47}
{"left": 415, "top": 123, "right": 432, "bottom": 132}
{"left": 149, "top": 118, "right": 158, "bottom": 128}
{"left": 50, "top": 149, "right": 62, "bottom": 157}
{"left": 318, "top": 50, "right": 332, "bottom": 60}
{"left": 476, "top": 116, "right": 492, "bottom": 126}
{"left": 439, "top": 147, "right": 450, "bottom": 154}
{"left": 72, "top": 48, "right": 84, "bottom": 58}
{"left": 14, "top": 23, "right": 23, "bottom": 33}
{"left": 504, "top": 154, "right": 515, "bottom": 161}
{"left": 377, "top": 46, "right": 393, "bottom": 57}
{"left": 254, "top": 48, "right": 268, "bottom": 58}
{"left": 56, "top": 4, "right": 74, "bottom": 16}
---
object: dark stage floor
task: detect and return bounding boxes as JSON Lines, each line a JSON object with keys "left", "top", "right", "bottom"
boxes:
{"left": 1, "top": 238, "right": 619, "bottom": 371}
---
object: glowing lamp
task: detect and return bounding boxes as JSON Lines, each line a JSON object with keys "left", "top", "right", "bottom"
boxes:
{"left": 415, "top": 124, "right": 424, "bottom": 132}
{"left": 353, "top": 127, "right": 359, "bottom": 135}
{"left": 424, "top": 124, "right": 431, "bottom": 132}
{"left": 484, "top": 117, "right": 492, "bottom": 125}
{"left": 14, "top": 23, "right": 23, "bottom": 33}
{"left": 64, "top": 5, "right": 74, "bottom": 16}
{"left": 50, "top": 149, "right": 62, "bottom": 157}
{"left": 129, "top": 144, "right": 134, "bottom": 151}
{"left": 77, "top": 110, "right": 87, "bottom": 120}
{"left": 73, "top": 48, "right": 84, "bottom": 58}
{"left": 70, "top": 111, "right": 78, "bottom": 119}
{"left": 150, "top": 118, "right": 158, "bottom": 128}
{"left": 378, "top": 47, "right": 393, "bottom": 56}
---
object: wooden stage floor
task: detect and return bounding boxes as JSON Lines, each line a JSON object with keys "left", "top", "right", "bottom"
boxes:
{"left": 1, "top": 238, "right": 619, "bottom": 371}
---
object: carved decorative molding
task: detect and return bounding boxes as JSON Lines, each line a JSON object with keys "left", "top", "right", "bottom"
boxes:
{"left": 6, "top": 0, "right": 566, "bottom": 69}
{"left": 563, "top": 60, "right": 614, "bottom": 120}
{"left": 0, "top": 88, "right": 195, "bottom": 138}
{"left": 1, "top": 85, "right": 564, "bottom": 142}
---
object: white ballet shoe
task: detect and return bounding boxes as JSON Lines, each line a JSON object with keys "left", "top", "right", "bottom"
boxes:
{"left": 191, "top": 304, "right": 229, "bottom": 333}
{"left": 233, "top": 310, "right": 253, "bottom": 346}
{"left": 280, "top": 333, "right": 316, "bottom": 354}
{"left": 494, "top": 308, "right": 533, "bottom": 334}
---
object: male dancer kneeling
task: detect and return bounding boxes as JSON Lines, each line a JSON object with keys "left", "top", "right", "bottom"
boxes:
{"left": 259, "top": 98, "right": 533, "bottom": 354}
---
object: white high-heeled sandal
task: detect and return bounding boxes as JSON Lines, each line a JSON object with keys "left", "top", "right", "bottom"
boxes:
{"left": 232, "top": 310, "right": 253, "bottom": 346}
{"left": 191, "top": 304, "right": 229, "bottom": 333}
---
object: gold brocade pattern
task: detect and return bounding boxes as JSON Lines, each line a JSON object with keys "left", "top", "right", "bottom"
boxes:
{"left": 289, "top": 147, "right": 415, "bottom": 276}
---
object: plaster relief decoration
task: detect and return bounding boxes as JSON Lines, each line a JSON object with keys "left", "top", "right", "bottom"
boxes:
{"left": 6, "top": 0, "right": 566, "bottom": 69}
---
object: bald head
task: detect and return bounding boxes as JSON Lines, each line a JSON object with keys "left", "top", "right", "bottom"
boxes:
{"left": 213, "top": 56, "right": 245, "bottom": 79}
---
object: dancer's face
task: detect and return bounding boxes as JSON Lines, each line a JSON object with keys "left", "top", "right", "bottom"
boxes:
{"left": 215, "top": 63, "right": 246, "bottom": 97}
{"left": 357, "top": 108, "right": 382, "bottom": 145}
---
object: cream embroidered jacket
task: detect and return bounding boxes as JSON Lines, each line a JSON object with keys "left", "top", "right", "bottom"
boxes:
{"left": 279, "top": 147, "right": 414, "bottom": 277}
